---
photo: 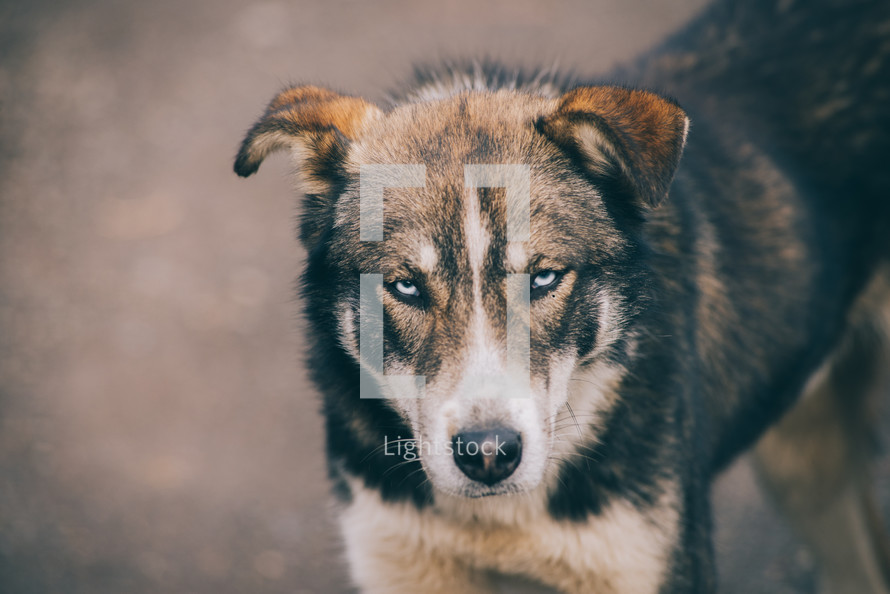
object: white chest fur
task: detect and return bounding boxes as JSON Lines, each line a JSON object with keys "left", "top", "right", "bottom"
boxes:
{"left": 339, "top": 479, "right": 678, "bottom": 594}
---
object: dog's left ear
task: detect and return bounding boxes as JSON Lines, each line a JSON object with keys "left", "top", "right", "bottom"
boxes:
{"left": 234, "top": 85, "right": 382, "bottom": 184}
{"left": 538, "top": 86, "right": 689, "bottom": 208}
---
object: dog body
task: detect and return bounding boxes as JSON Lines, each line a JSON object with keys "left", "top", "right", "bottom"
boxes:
{"left": 235, "top": 0, "right": 890, "bottom": 591}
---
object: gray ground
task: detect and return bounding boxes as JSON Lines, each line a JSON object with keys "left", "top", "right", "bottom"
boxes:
{"left": 1, "top": 0, "right": 888, "bottom": 592}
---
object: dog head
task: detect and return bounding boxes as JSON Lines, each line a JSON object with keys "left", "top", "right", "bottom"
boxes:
{"left": 235, "top": 82, "right": 688, "bottom": 498}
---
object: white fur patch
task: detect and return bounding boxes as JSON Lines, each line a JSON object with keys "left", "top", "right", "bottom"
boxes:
{"left": 337, "top": 303, "right": 360, "bottom": 362}
{"left": 506, "top": 242, "right": 529, "bottom": 272}
{"left": 574, "top": 124, "right": 633, "bottom": 180}
{"left": 340, "top": 477, "right": 678, "bottom": 594}
{"left": 417, "top": 243, "right": 438, "bottom": 271}
{"left": 593, "top": 288, "right": 627, "bottom": 356}
{"left": 549, "top": 360, "right": 624, "bottom": 467}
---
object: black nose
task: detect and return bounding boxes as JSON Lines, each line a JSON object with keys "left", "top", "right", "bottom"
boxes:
{"left": 451, "top": 428, "right": 522, "bottom": 485}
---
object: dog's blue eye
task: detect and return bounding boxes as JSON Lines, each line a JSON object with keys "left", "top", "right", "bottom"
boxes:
{"left": 394, "top": 280, "right": 421, "bottom": 298}
{"left": 531, "top": 270, "right": 559, "bottom": 290}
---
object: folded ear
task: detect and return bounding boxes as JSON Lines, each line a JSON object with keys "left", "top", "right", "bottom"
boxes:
{"left": 537, "top": 86, "right": 689, "bottom": 208}
{"left": 234, "top": 85, "right": 382, "bottom": 188}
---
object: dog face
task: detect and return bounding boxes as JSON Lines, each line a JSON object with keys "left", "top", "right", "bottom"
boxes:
{"left": 236, "top": 84, "right": 688, "bottom": 498}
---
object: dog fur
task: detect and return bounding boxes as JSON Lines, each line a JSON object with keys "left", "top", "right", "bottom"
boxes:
{"left": 234, "top": 0, "right": 890, "bottom": 591}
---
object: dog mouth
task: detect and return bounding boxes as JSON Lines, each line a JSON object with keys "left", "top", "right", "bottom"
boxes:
{"left": 460, "top": 483, "right": 527, "bottom": 498}
{"left": 438, "top": 480, "right": 529, "bottom": 499}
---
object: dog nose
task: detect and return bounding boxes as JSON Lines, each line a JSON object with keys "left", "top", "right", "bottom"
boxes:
{"left": 451, "top": 428, "right": 522, "bottom": 485}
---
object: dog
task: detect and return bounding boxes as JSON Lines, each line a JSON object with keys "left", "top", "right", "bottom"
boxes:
{"left": 233, "top": 0, "right": 890, "bottom": 591}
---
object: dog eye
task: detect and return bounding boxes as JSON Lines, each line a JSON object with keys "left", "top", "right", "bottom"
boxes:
{"left": 531, "top": 270, "right": 560, "bottom": 291}
{"left": 393, "top": 280, "right": 421, "bottom": 298}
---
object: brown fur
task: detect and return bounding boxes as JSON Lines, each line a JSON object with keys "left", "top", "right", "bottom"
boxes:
{"left": 234, "top": 86, "right": 381, "bottom": 179}
{"left": 538, "top": 86, "right": 689, "bottom": 207}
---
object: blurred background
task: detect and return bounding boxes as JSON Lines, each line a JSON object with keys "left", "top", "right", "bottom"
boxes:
{"left": 1, "top": 0, "right": 888, "bottom": 592}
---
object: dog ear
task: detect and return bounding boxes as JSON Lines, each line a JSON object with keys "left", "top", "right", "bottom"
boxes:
{"left": 234, "top": 85, "right": 382, "bottom": 190}
{"left": 538, "top": 86, "right": 689, "bottom": 208}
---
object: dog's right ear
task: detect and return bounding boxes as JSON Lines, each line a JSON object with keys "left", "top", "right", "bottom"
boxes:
{"left": 538, "top": 86, "right": 689, "bottom": 209}
{"left": 234, "top": 85, "right": 382, "bottom": 192}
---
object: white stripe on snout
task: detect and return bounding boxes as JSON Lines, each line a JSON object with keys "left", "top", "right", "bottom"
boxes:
{"left": 463, "top": 187, "right": 501, "bottom": 377}
{"left": 465, "top": 187, "right": 489, "bottom": 282}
